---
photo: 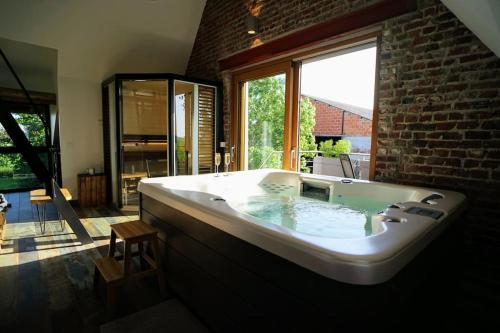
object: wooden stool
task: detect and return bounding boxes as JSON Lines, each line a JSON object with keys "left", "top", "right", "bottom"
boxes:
{"left": 30, "top": 188, "right": 71, "bottom": 234}
{"left": 93, "top": 220, "right": 166, "bottom": 307}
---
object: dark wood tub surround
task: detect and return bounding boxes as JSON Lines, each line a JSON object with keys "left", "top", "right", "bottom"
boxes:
{"left": 140, "top": 193, "right": 460, "bottom": 332}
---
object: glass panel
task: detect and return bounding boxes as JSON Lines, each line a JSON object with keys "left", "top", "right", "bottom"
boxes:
{"left": 121, "top": 80, "right": 168, "bottom": 206}
{"left": 174, "top": 81, "right": 195, "bottom": 175}
{"left": 299, "top": 44, "right": 376, "bottom": 178}
{"left": 0, "top": 122, "right": 14, "bottom": 147}
{"left": 13, "top": 112, "right": 47, "bottom": 146}
{"left": 0, "top": 113, "right": 47, "bottom": 147}
{"left": 198, "top": 85, "right": 216, "bottom": 174}
{"left": 244, "top": 73, "right": 286, "bottom": 170}
{"left": 0, "top": 153, "right": 48, "bottom": 191}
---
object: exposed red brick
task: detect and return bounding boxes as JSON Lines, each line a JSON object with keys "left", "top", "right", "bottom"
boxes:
{"left": 186, "top": 1, "right": 500, "bottom": 290}
{"left": 307, "top": 98, "right": 372, "bottom": 137}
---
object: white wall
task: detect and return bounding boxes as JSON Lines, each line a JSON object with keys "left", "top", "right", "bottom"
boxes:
{"left": 0, "top": 0, "right": 206, "bottom": 197}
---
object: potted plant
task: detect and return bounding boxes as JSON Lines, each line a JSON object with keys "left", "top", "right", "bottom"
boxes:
{"left": 313, "top": 139, "right": 352, "bottom": 176}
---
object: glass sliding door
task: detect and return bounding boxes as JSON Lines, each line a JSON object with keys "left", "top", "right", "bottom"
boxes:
{"left": 245, "top": 74, "right": 286, "bottom": 170}
{"left": 299, "top": 43, "right": 377, "bottom": 178}
{"left": 197, "top": 85, "right": 216, "bottom": 174}
{"left": 174, "top": 81, "right": 194, "bottom": 175}
{"left": 174, "top": 81, "right": 217, "bottom": 176}
{"left": 120, "top": 80, "right": 168, "bottom": 207}
{"left": 102, "top": 74, "right": 221, "bottom": 208}
{"left": 233, "top": 62, "right": 294, "bottom": 171}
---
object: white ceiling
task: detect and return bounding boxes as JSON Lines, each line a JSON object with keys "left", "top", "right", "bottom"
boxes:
{"left": 0, "top": 0, "right": 206, "bottom": 81}
{"left": 441, "top": 0, "right": 500, "bottom": 57}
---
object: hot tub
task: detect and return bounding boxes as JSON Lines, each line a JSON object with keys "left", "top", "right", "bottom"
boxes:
{"left": 138, "top": 169, "right": 466, "bottom": 331}
{"left": 138, "top": 169, "right": 465, "bottom": 284}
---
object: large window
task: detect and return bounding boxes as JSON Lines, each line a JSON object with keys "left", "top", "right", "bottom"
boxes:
{"left": 231, "top": 37, "right": 379, "bottom": 179}
{"left": 244, "top": 73, "right": 286, "bottom": 170}
{"left": 299, "top": 43, "right": 377, "bottom": 179}
{"left": 0, "top": 111, "right": 52, "bottom": 191}
{"left": 232, "top": 62, "right": 294, "bottom": 171}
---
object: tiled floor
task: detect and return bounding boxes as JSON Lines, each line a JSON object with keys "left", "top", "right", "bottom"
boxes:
{"left": 0, "top": 192, "right": 167, "bottom": 333}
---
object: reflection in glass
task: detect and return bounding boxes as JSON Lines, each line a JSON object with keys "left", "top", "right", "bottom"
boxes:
{"left": 244, "top": 74, "right": 286, "bottom": 170}
{"left": 121, "top": 80, "right": 168, "bottom": 206}
{"left": 174, "top": 82, "right": 194, "bottom": 175}
{"left": 174, "top": 82, "right": 217, "bottom": 176}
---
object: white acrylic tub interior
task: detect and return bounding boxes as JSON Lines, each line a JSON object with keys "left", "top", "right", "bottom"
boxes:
{"left": 138, "top": 169, "right": 466, "bottom": 285}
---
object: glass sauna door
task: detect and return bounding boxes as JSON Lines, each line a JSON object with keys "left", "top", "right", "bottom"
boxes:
{"left": 121, "top": 80, "right": 168, "bottom": 207}
{"left": 174, "top": 81, "right": 216, "bottom": 176}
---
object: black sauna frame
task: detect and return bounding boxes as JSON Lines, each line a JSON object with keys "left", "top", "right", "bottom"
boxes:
{"left": 101, "top": 73, "right": 223, "bottom": 207}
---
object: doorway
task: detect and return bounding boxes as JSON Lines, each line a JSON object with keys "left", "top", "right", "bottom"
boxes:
{"left": 299, "top": 43, "right": 377, "bottom": 179}
{"left": 231, "top": 39, "right": 379, "bottom": 179}
{"left": 232, "top": 62, "right": 294, "bottom": 171}
{"left": 102, "top": 74, "right": 221, "bottom": 208}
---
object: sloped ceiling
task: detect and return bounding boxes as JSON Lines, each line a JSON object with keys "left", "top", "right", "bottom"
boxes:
{"left": 442, "top": 0, "right": 500, "bottom": 58}
{"left": 0, "top": 0, "right": 206, "bottom": 81}
{"left": 0, "top": 37, "right": 57, "bottom": 93}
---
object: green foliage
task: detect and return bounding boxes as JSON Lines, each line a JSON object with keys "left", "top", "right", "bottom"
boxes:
{"left": 0, "top": 113, "right": 47, "bottom": 187}
{"left": 0, "top": 165, "right": 14, "bottom": 177}
{"left": 246, "top": 76, "right": 317, "bottom": 170}
{"left": 16, "top": 113, "right": 46, "bottom": 146}
{"left": 248, "top": 146, "right": 282, "bottom": 170}
{"left": 319, "top": 139, "right": 351, "bottom": 158}
{"left": 298, "top": 97, "right": 317, "bottom": 172}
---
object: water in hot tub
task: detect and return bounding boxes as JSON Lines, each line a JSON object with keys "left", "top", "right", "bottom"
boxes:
{"left": 231, "top": 185, "right": 390, "bottom": 238}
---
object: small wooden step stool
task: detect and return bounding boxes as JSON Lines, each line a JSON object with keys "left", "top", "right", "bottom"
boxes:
{"left": 94, "top": 220, "right": 166, "bottom": 307}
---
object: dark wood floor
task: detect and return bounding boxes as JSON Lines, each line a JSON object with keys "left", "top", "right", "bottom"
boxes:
{"left": 0, "top": 192, "right": 170, "bottom": 333}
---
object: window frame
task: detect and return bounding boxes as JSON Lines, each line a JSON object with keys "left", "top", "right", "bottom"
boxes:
{"left": 231, "top": 61, "right": 294, "bottom": 171}
{"left": 0, "top": 107, "right": 57, "bottom": 192}
{"left": 229, "top": 31, "right": 381, "bottom": 179}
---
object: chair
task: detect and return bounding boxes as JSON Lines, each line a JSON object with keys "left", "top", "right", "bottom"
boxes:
{"left": 122, "top": 177, "right": 141, "bottom": 206}
{"left": 339, "top": 154, "right": 357, "bottom": 179}
{"left": 145, "top": 159, "right": 169, "bottom": 178}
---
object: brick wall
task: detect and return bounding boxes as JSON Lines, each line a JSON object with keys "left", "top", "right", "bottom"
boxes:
{"left": 310, "top": 99, "right": 343, "bottom": 136}
{"left": 186, "top": 0, "right": 500, "bottom": 315}
{"left": 343, "top": 110, "right": 372, "bottom": 136}
{"left": 310, "top": 98, "right": 372, "bottom": 136}
{"left": 186, "top": 0, "right": 378, "bottom": 143}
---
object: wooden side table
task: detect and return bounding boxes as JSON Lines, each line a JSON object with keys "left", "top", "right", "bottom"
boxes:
{"left": 77, "top": 173, "right": 106, "bottom": 207}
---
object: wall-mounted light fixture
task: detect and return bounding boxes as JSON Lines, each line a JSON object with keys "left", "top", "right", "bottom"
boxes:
{"left": 246, "top": 15, "right": 260, "bottom": 35}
